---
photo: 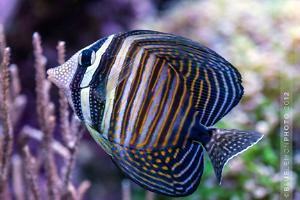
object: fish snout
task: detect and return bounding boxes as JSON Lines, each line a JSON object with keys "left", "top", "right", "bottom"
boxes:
{"left": 47, "top": 54, "right": 78, "bottom": 90}
{"left": 47, "top": 68, "right": 57, "bottom": 84}
{"left": 47, "top": 64, "right": 72, "bottom": 91}
{"left": 47, "top": 66, "right": 65, "bottom": 89}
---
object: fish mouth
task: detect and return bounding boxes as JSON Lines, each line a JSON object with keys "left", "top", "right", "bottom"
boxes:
{"left": 47, "top": 70, "right": 57, "bottom": 85}
{"left": 47, "top": 68, "right": 64, "bottom": 89}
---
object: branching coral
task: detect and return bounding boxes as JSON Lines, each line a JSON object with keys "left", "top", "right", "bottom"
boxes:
{"left": 33, "top": 31, "right": 59, "bottom": 200}
{"left": 0, "top": 27, "right": 90, "bottom": 200}
{"left": 0, "top": 45, "right": 13, "bottom": 200}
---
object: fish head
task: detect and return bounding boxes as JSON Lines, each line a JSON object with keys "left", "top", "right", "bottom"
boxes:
{"left": 47, "top": 49, "right": 93, "bottom": 111}
{"left": 47, "top": 37, "right": 110, "bottom": 111}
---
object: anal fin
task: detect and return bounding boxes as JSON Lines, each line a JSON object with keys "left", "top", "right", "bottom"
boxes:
{"left": 111, "top": 142, "right": 204, "bottom": 197}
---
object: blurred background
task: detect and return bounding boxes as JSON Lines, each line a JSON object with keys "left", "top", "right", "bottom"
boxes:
{"left": 0, "top": 0, "right": 299, "bottom": 199}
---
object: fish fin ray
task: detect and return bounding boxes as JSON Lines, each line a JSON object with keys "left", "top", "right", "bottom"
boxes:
{"left": 204, "top": 128, "right": 263, "bottom": 183}
{"left": 165, "top": 55, "right": 243, "bottom": 126}
{"left": 111, "top": 142, "right": 204, "bottom": 197}
{"left": 137, "top": 34, "right": 244, "bottom": 126}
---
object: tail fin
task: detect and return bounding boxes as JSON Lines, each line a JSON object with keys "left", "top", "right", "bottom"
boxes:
{"left": 204, "top": 128, "right": 263, "bottom": 184}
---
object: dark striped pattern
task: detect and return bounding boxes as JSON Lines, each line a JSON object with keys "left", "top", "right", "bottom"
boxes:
{"left": 111, "top": 141, "right": 204, "bottom": 196}
{"left": 93, "top": 30, "right": 244, "bottom": 149}
{"left": 71, "top": 36, "right": 109, "bottom": 121}
{"left": 70, "top": 30, "right": 244, "bottom": 197}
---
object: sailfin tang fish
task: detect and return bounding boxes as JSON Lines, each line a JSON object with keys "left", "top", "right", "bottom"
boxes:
{"left": 47, "top": 30, "right": 263, "bottom": 197}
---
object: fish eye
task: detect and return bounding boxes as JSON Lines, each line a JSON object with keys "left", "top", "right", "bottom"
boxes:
{"left": 78, "top": 49, "right": 96, "bottom": 67}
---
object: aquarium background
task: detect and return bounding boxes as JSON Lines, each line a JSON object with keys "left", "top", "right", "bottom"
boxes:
{"left": 0, "top": 0, "right": 299, "bottom": 199}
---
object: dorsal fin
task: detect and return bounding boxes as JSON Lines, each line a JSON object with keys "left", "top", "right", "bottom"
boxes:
{"left": 129, "top": 31, "right": 244, "bottom": 126}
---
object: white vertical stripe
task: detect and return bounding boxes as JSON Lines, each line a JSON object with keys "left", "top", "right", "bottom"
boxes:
{"left": 80, "top": 34, "right": 114, "bottom": 88}
{"left": 211, "top": 72, "right": 228, "bottom": 124}
{"left": 80, "top": 87, "right": 92, "bottom": 124}
{"left": 106, "top": 36, "right": 136, "bottom": 93}
{"left": 199, "top": 69, "right": 211, "bottom": 124}
{"left": 123, "top": 53, "right": 157, "bottom": 145}
{"left": 147, "top": 75, "right": 175, "bottom": 147}
{"left": 102, "top": 36, "right": 136, "bottom": 141}
{"left": 113, "top": 50, "right": 142, "bottom": 143}
{"left": 106, "top": 35, "right": 163, "bottom": 93}
{"left": 131, "top": 56, "right": 165, "bottom": 146}
{"left": 101, "top": 88, "right": 115, "bottom": 139}
{"left": 204, "top": 69, "right": 219, "bottom": 125}
{"left": 220, "top": 62, "right": 241, "bottom": 114}
{"left": 117, "top": 48, "right": 144, "bottom": 145}
{"left": 223, "top": 73, "right": 236, "bottom": 115}
{"left": 102, "top": 34, "right": 167, "bottom": 138}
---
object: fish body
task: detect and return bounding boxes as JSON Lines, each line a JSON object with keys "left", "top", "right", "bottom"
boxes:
{"left": 47, "top": 30, "right": 263, "bottom": 197}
